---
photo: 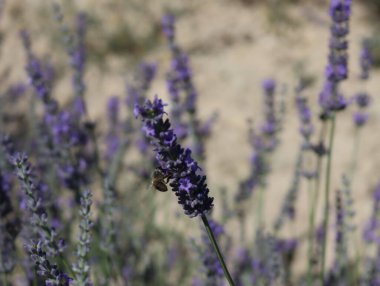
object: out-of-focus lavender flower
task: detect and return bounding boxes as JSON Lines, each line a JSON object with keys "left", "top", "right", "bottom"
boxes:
{"left": 296, "top": 95, "right": 314, "bottom": 142}
{"left": 71, "top": 13, "right": 87, "bottom": 102}
{"left": 252, "top": 232, "right": 284, "bottom": 285}
{"left": 235, "top": 125, "right": 268, "bottom": 205}
{"left": 319, "top": 0, "right": 352, "bottom": 116}
{"left": 9, "top": 153, "right": 66, "bottom": 256}
{"left": 355, "top": 92, "right": 371, "bottom": 108}
{"left": 162, "top": 15, "right": 216, "bottom": 162}
{"left": 134, "top": 96, "right": 213, "bottom": 218}
{"left": 124, "top": 62, "right": 158, "bottom": 180}
{"left": 5, "top": 83, "right": 27, "bottom": 103}
{"left": 353, "top": 112, "right": 369, "bottom": 127}
{"left": 72, "top": 189, "right": 93, "bottom": 286}
{"left": 162, "top": 15, "right": 175, "bottom": 45}
{"left": 100, "top": 179, "right": 116, "bottom": 264}
{"left": 25, "top": 241, "right": 72, "bottom": 286}
{"left": 105, "top": 96, "right": 121, "bottom": 160}
{"left": 52, "top": 3, "right": 88, "bottom": 117}
{"left": 352, "top": 92, "right": 371, "bottom": 128}
{"left": 126, "top": 62, "right": 157, "bottom": 110}
{"left": 0, "top": 170, "right": 21, "bottom": 274}
{"left": 360, "top": 38, "right": 372, "bottom": 80}
{"left": 233, "top": 248, "right": 252, "bottom": 286}
{"left": 274, "top": 151, "right": 302, "bottom": 231}
{"left": 201, "top": 218, "right": 224, "bottom": 285}
{"left": 363, "top": 183, "right": 380, "bottom": 243}
{"left": 21, "top": 30, "right": 59, "bottom": 117}
{"left": 261, "top": 78, "right": 279, "bottom": 149}
{"left": 334, "top": 189, "right": 346, "bottom": 268}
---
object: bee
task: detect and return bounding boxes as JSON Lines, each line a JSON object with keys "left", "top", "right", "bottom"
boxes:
{"left": 151, "top": 168, "right": 171, "bottom": 192}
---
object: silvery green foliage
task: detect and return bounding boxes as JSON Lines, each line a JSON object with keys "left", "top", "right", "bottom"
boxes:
{"left": 72, "top": 189, "right": 93, "bottom": 286}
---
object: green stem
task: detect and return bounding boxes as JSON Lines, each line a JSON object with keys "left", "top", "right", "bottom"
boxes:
{"left": 1, "top": 272, "right": 8, "bottom": 286}
{"left": 321, "top": 114, "right": 336, "bottom": 284}
{"left": 256, "top": 186, "right": 265, "bottom": 232}
{"left": 349, "top": 127, "right": 361, "bottom": 184}
{"left": 306, "top": 177, "right": 314, "bottom": 286}
{"left": 307, "top": 121, "right": 327, "bottom": 285}
{"left": 201, "top": 214, "right": 236, "bottom": 286}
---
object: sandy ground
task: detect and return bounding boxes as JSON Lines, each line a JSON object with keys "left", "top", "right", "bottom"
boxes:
{"left": 2, "top": 0, "right": 380, "bottom": 276}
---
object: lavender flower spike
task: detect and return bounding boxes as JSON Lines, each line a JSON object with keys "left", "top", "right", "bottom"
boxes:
{"left": 26, "top": 241, "right": 72, "bottom": 286}
{"left": 72, "top": 189, "right": 93, "bottom": 286}
{"left": 134, "top": 96, "right": 213, "bottom": 218}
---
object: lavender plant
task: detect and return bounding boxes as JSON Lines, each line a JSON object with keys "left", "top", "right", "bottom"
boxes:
{"left": 1, "top": 0, "right": 380, "bottom": 285}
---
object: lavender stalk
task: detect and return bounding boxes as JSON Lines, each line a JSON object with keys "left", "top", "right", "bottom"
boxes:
{"left": 72, "top": 189, "right": 93, "bottom": 286}
{"left": 135, "top": 96, "right": 234, "bottom": 285}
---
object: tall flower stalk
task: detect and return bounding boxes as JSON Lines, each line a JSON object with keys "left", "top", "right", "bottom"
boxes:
{"left": 319, "top": 0, "right": 352, "bottom": 283}
{"left": 135, "top": 96, "right": 235, "bottom": 285}
{"left": 72, "top": 189, "right": 93, "bottom": 286}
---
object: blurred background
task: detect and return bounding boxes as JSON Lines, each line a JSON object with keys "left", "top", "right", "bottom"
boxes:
{"left": 1, "top": 0, "right": 380, "bottom": 283}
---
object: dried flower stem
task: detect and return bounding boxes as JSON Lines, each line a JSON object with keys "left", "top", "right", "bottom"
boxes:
{"left": 201, "top": 214, "right": 235, "bottom": 286}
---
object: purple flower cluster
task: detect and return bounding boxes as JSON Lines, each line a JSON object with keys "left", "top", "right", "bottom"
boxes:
{"left": 162, "top": 14, "right": 197, "bottom": 114}
{"left": 296, "top": 95, "right": 314, "bottom": 144}
{"left": 126, "top": 62, "right": 157, "bottom": 110}
{"left": 319, "top": 0, "right": 352, "bottom": 116}
{"left": 353, "top": 40, "right": 372, "bottom": 127}
{"left": 134, "top": 96, "right": 213, "bottom": 218}
{"left": 0, "top": 170, "right": 20, "bottom": 273}
{"left": 235, "top": 124, "right": 269, "bottom": 205}
{"left": 359, "top": 39, "right": 372, "bottom": 80}
{"left": 10, "top": 153, "right": 66, "bottom": 257}
{"left": 252, "top": 232, "right": 285, "bottom": 285}
{"left": 162, "top": 15, "right": 216, "bottom": 162}
{"left": 71, "top": 12, "right": 87, "bottom": 105}
{"left": 72, "top": 189, "right": 93, "bottom": 286}
{"left": 363, "top": 184, "right": 380, "bottom": 244}
{"left": 26, "top": 241, "right": 72, "bottom": 286}
{"left": 261, "top": 79, "right": 278, "bottom": 147}
{"left": 105, "top": 96, "right": 121, "bottom": 160}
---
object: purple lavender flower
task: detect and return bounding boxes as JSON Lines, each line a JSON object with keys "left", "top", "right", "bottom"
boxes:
{"left": 105, "top": 96, "right": 121, "bottom": 160}
{"left": 9, "top": 153, "right": 66, "bottom": 257}
{"left": 273, "top": 151, "right": 302, "bottom": 231}
{"left": 353, "top": 112, "right": 369, "bottom": 127}
{"left": 352, "top": 92, "right": 371, "bottom": 128}
{"left": 25, "top": 241, "right": 72, "bottom": 286}
{"left": 0, "top": 170, "right": 21, "bottom": 274}
{"left": 360, "top": 38, "right": 372, "bottom": 80}
{"left": 162, "top": 14, "right": 215, "bottom": 162}
{"left": 134, "top": 96, "right": 213, "bottom": 218}
{"left": 355, "top": 92, "right": 371, "bottom": 108}
{"left": 126, "top": 62, "right": 157, "bottom": 109}
{"left": 72, "top": 189, "right": 93, "bottom": 286}
{"left": 252, "top": 232, "right": 284, "bottom": 284}
{"left": 235, "top": 125, "right": 268, "bottom": 204}
{"left": 162, "top": 15, "right": 175, "bottom": 45}
{"left": 21, "top": 30, "right": 59, "bottom": 118}
{"left": 233, "top": 248, "right": 252, "bottom": 286}
{"left": 296, "top": 95, "right": 314, "bottom": 141}
{"left": 319, "top": 0, "right": 352, "bottom": 116}
{"left": 363, "top": 184, "right": 380, "bottom": 243}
